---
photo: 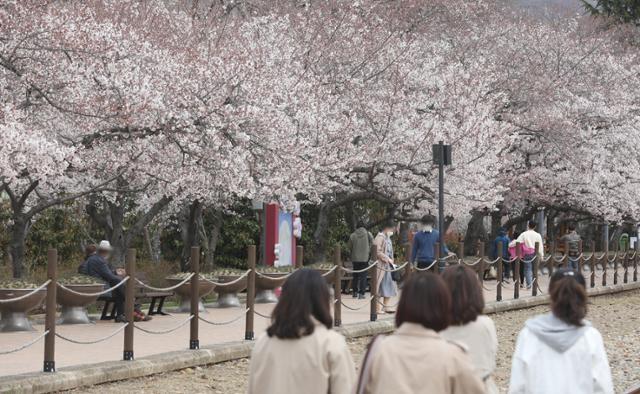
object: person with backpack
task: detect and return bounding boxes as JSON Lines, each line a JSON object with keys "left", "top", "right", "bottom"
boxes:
{"left": 491, "top": 227, "right": 511, "bottom": 281}
{"left": 559, "top": 223, "right": 581, "bottom": 270}
{"left": 514, "top": 220, "right": 544, "bottom": 289}
{"left": 508, "top": 269, "right": 613, "bottom": 394}
{"left": 348, "top": 223, "right": 373, "bottom": 299}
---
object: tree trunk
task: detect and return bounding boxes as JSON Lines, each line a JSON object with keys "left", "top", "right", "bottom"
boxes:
{"left": 313, "top": 202, "right": 331, "bottom": 263}
{"left": 9, "top": 216, "right": 29, "bottom": 278}
{"left": 464, "top": 210, "right": 488, "bottom": 256}
{"left": 204, "top": 209, "right": 223, "bottom": 270}
{"left": 107, "top": 200, "right": 127, "bottom": 265}
{"left": 179, "top": 200, "right": 203, "bottom": 272}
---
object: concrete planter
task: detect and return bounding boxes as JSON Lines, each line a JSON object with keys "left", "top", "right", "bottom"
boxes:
{"left": 166, "top": 277, "right": 215, "bottom": 313}
{"left": 255, "top": 273, "right": 288, "bottom": 304}
{"left": 213, "top": 276, "right": 247, "bottom": 308}
{"left": 56, "top": 284, "right": 104, "bottom": 324}
{"left": 0, "top": 288, "right": 47, "bottom": 332}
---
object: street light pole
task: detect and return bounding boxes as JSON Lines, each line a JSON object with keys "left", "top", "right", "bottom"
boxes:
{"left": 438, "top": 142, "right": 445, "bottom": 272}
{"left": 433, "top": 140, "right": 451, "bottom": 272}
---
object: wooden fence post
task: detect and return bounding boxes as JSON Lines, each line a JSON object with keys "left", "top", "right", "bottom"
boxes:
{"left": 514, "top": 242, "right": 521, "bottom": 299}
{"left": 123, "top": 249, "right": 136, "bottom": 361}
{"left": 404, "top": 243, "right": 412, "bottom": 282}
{"left": 189, "top": 247, "right": 200, "bottom": 349}
{"left": 457, "top": 238, "right": 464, "bottom": 262}
{"left": 578, "top": 240, "right": 584, "bottom": 274}
{"left": 590, "top": 241, "right": 596, "bottom": 288}
{"left": 613, "top": 243, "right": 619, "bottom": 285}
{"left": 295, "top": 245, "right": 304, "bottom": 269}
{"left": 496, "top": 242, "right": 503, "bottom": 302}
{"left": 634, "top": 240, "right": 638, "bottom": 282}
{"left": 532, "top": 242, "right": 539, "bottom": 297}
{"left": 478, "top": 241, "right": 485, "bottom": 283}
{"left": 434, "top": 242, "right": 440, "bottom": 273}
{"left": 333, "top": 245, "right": 342, "bottom": 327}
{"left": 43, "top": 248, "right": 57, "bottom": 372}
{"left": 369, "top": 244, "right": 378, "bottom": 322}
{"left": 245, "top": 245, "right": 256, "bottom": 341}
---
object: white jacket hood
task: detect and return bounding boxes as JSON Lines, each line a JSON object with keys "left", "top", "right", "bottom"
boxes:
{"left": 524, "top": 313, "right": 590, "bottom": 353}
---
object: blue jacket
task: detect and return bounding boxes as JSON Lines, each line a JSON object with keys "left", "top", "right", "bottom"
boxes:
{"left": 491, "top": 235, "right": 511, "bottom": 259}
{"left": 85, "top": 254, "right": 120, "bottom": 285}
{"left": 411, "top": 230, "right": 449, "bottom": 263}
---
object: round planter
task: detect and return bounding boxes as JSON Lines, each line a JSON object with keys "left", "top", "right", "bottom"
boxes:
{"left": 0, "top": 288, "right": 47, "bottom": 332}
{"left": 166, "top": 277, "right": 215, "bottom": 313}
{"left": 213, "top": 275, "right": 247, "bottom": 308}
{"left": 56, "top": 284, "right": 104, "bottom": 325}
{"left": 255, "top": 273, "right": 288, "bottom": 304}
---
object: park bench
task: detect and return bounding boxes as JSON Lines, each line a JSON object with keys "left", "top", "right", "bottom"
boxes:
{"left": 99, "top": 272, "right": 173, "bottom": 320}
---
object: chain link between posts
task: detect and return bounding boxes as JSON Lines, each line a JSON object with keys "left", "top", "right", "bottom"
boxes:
{"left": 55, "top": 324, "right": 129, "bottom": 344}
{"left": 134, "top": 316, "right": 193, "bottom": 335}
{"left": 0, "top": 280, "right": 50, "bottom": 304}
{"left": 135, "top": 274, "right": 194, "bottom": 292}
{"left": 56, "top": 277, "right": 129, "bottom": 297}
{"left": 201, "top": 270, "right": 251, "bottom": 287}
{"left": 199, "top": 309, "right": 249, "bottom": 326}
{"left": 0, "top": 330, "right": 49, "bottom": 355}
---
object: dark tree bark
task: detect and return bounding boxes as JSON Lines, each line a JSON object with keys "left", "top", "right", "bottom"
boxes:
{"left": 3, "top": 178, "right": 114, "bottom": 278}
{"left": 178, "top": 200, "right": 203, "bottom": 272}
{"left": 202, "top": 208, "right": 223, "bottom": 270}
{"left": 86, "top": 193, "right": 172, "bottom": 265}
{"left": 313, "top": 202, "right": 331, "bottom": 263}
{"left": 464, "top": 210, "right": 488, "bottom": 256}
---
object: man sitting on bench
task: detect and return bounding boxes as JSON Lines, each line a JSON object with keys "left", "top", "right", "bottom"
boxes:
{"left": 84, "top": 241, "right": 127, "bottom": 323}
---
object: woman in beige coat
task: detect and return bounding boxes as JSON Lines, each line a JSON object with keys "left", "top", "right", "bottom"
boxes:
{"left": 357, "top": 273, "right": 485, "bottom": 394}
{"left": 373, "top": 222, "right": 397, "bottom": 313}
{"left": 441, "top": 265, "right": 498, "bottom": 394}
{"left": 248, "top": 269, "right": 356, "bottom": 394}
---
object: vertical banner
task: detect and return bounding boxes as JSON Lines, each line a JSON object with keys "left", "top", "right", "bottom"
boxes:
{"left": 277, "top": 211, "right": 293, "bottom": 267}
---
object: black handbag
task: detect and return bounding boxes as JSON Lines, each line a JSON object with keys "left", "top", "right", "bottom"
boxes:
{"left": 390, "top": 263, "right": 401, "bottom": 282}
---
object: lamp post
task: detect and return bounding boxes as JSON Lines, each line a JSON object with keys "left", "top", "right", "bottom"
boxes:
{"left": 432, "top": 141, "right": 452, "bottom": 272}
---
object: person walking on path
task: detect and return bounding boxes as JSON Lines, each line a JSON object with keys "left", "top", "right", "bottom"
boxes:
{"left": 356, "top": 273, "right": 485, "bottom": 394}
{"left": 560, "top": 223, "right": 581, "bottom": 270}
{"left": 515, "top": 220, "right": 544, "bottom": 289}
{"left": 348, "top": 223, "right": 373, "bottom": 299}
{"left": 248, "top": 269, "right": 356, "bottom": 394}
{"left": 491, "top": 227, "right": 511, "bottom": 281}
{"left": 508, "top": 269, "right": 613, "bottom": 394}
{"left": 441, "top": 265, "right": 499, "bottom": 394}
{"left": 410, "top": 214, "right": 450, "bottom": 272}
{"left": 373, "top": 222, "right": 398, "bottom": 314}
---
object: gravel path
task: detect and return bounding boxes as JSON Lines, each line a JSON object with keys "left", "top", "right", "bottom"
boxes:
{"left": 69, "top": 290, "right": 640, "bottom": 394}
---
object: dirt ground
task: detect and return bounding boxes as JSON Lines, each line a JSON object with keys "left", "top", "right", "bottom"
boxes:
{"left": 67, "top": 290, "right": 640, "bottom": 394}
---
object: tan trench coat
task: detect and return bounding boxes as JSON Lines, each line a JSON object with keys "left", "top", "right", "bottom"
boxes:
{"left": 362, "top": 323, "right": 486, "bottom": 394}
{"left": 373, "top": 232, "right": 393, "bottom": 294}
{"left": 248, "top": 322, "right": 356, "bottom": 394}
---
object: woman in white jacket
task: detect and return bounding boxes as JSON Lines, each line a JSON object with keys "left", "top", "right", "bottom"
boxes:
{"left": 508, "top": 269, "right": 613, "bottom": 394}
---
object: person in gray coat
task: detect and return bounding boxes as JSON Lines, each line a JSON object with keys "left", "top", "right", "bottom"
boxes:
{"left": 348, "top": 223, "right": 374, "bottom": 299}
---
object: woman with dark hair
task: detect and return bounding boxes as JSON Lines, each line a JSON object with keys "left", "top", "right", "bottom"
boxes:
{"left": 248, "top": 269, "right": 355, "bottom": 394}
{"left": 509, "top": 269, "right": 613, "bottom": 394}
{"left": 441, "top": 265, "right": 498, "bottom": 394}
{"left": 357, "top": 273, "right": 484, "bottom": 394}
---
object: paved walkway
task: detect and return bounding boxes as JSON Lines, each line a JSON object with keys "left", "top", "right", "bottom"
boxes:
{"left": 0, "top": 266, "right": 631, "bottom": 377}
